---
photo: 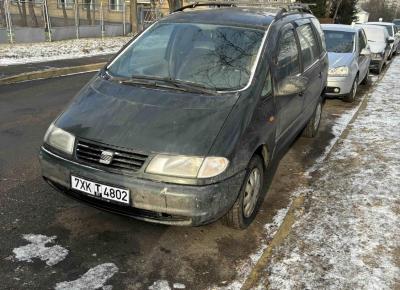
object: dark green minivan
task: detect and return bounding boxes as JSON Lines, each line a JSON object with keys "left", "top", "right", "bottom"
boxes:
{"left": 40, "top": 4, "right": 328, "bottom": 229}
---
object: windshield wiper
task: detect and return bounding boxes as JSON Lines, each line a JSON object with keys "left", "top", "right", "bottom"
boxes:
{"left": 120, "top": 75, "right": 218, "bottom": 95}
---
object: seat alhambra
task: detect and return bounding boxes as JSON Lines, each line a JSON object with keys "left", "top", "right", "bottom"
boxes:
{"left": 40, "top": 4, "right": 328, "bottom": 229}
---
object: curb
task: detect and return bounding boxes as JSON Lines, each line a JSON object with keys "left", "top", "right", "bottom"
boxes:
{"left": 240, "top": 68, "right": 388, "bottom": 290}
{"left": 0, "top": 62, "right": 106, "bottom": 85}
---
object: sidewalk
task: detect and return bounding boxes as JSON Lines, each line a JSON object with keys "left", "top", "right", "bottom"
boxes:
{"left": 0, "top": 54, "right": 112, "bottom": 79}
{"left": 260, "top": 59, "right": 400, "bottom": 289}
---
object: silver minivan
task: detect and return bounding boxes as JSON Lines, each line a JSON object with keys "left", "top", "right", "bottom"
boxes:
{"left": 322, "top": 24, "right": 371, "bottom": 103}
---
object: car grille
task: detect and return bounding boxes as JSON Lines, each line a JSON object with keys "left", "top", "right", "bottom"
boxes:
{"left": 75, "top": 140, "right": 148, "bottom": 173}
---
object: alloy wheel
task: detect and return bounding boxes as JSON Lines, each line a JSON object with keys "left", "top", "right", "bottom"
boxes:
{"left": 243, "top": 168, "right": 261, "bottom": 218}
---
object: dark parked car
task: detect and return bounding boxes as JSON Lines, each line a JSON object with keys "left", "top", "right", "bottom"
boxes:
{"left": 39, "top": 4, "right": 328, "bottom": 229}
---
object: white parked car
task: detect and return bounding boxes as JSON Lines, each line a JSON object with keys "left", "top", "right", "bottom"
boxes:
{"left": 365, "top": 22, "right": 400, "bottom": 57}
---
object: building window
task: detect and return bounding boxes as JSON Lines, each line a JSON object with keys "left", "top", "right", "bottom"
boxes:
{"left": 11, "top": 0, "right": 44, "bottom": 6}
{"left": 58, "top": 0, "right": 74, "bottom": 9}
{"left": 109, "top": 0, "right": 123, "bottom": 11}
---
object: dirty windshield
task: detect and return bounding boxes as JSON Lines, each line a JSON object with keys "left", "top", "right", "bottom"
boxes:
{"left": 107, "top": 23, "right": 264, "bottom": 91}
{"left": 324, "top": 30, "right": 354, "bottom": 53}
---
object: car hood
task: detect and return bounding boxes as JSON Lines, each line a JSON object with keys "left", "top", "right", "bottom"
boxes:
{"left": 55, "top": 76, "right": 238, "bottom": 156}
{"left": 368, "top": 41, "right": 386, "bottom": 53}
{"left": 328, "top": 52, "right": 354, "bottom": 68}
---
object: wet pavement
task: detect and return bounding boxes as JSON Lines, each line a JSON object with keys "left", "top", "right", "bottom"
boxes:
{"left": 0, "top": 71, "right": 377, "bottom": 289}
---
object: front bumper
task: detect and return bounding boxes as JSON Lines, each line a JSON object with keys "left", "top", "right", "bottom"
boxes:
{"left": 325, "top": 75, "right": 354, "bottom": 97}
{"left": 39, "top": 147, "right": 245, "bottom": 226}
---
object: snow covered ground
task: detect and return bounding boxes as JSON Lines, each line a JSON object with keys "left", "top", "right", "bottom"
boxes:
{"left": 0, "top": 37, "right": 131, "bottom": 66}
{"left": 261, "top": 58, "right": 400, "bottom": 289}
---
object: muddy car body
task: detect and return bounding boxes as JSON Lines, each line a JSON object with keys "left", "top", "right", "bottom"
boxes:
{"left": 40, "top": 5, "right": 328, "bottom": 228}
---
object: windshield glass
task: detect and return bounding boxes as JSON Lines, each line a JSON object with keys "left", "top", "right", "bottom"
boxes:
{"left": 323, "top": 30, "right": 354, "bottom": 53}
{"left": 363, "top": 27, "right": 386, "bottom": 42}
{"left": 107, "top": 23, "right": 265, "bottom": 91}
{"left": 373, "top": 24, "right": 393, "bottom": 36}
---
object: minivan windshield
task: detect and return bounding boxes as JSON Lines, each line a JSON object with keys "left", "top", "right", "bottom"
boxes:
{"left": 107, "top": 23, "right": 265, "bottom": 91}
{"left": 324, "top": 30, "right": 354, "bottom": 53}
{"left": 363, "top": 27, "right": 386, "bottom": 42}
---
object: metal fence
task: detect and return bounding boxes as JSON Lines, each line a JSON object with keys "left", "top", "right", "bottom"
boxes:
{"left": 0, "top": 0, "right": 132, "bottom": 43}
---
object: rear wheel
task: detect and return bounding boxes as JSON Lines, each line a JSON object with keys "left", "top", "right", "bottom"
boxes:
{"left": 223, "top": 155, "right": 264, "bottom": 229}
{"left": 343, "top": 76, "right": 358, "bottom": 103}
{"left": 303, "top": 97, "right": 322, "bottom": 138}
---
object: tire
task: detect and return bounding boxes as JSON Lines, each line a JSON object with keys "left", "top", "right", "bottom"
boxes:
{"left": 376, "top": 62, "right": 383, "bottom": 74}
{"left": 302, "top": 97, "right": 323, "bottom": 138}
{"left": 343, "top": 76, "right": 358, "bottom": 103}
{"left": 223, "top": 155, "right": 264, "bottom": 229}
{"left": 361, "top": 70, "right": 369, "bottom": 85}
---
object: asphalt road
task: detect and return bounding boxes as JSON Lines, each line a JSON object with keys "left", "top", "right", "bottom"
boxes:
{"left": 0, "top": 54, "right": 113, "bottom": 79}
{"left": 0, "top": 72, "right": 374, "bottom": 289}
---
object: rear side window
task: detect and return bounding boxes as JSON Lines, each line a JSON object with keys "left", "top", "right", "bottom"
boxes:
{"left": 276, "top": 29, "right": 300, "bottom": 79}
{"left": 297, "top": 24, "right": 319, "bottom": 69}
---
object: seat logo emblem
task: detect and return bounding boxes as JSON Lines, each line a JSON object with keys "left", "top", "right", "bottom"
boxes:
{"left": 99, "top": 150, "right": 114, "bottom": 165}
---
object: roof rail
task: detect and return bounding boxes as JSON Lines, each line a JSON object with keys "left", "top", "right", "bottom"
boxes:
{"left": 174, "top": 2, "right": 236, "bottom": 12}
{"left": 173, "top": 1, "right": 315, "bottom": 17}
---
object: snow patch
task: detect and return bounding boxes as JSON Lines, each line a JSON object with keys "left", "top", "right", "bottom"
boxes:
{"left": 0, "top": 37, "right": 130, "bottom": 66}
{"left": 13, "top": 234, "right": 69, "bottom": 266}
{"left": 55, "top": 263, "right": 118, "bottom": 290}
{"left": 266, "top": 57, "right": 400, "bottom": 289}
{"left": 172, "top": 283, "right": 186, "bottom": 289}
{"left": 148, "top": 280, "right": 171, "bottom": 290}
{"left": 148, "top": 280, "right": 186, "bottom": 290}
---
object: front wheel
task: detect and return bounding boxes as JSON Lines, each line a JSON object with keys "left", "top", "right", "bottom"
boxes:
{"left": 343, "top": 76, "right": 358, "bottom": 103}
{"left": 302, "top": 97, "right": 322, "bottom": 138}
{"left": 223, "top": 155, "right": 264, "bottom": 229}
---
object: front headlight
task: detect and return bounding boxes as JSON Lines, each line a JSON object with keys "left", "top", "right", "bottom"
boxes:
{"left": 44, "top": 124, "right": 75, "bottom": 155}
{"left": 328, "top": 66, "right": 349, "bottom": 77}
{"left": 145, "top": 154, "right": 229, "bottom": 178}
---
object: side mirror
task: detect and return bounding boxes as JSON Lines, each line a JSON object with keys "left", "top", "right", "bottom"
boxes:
{"left": 388, "top": 37, "right": 395, "bottom": 43}
{"left": 360, "top": 48, "right": 371, "bottom": 56}
{"left": 276, "top": 75, "right": 309, "bottom": 96}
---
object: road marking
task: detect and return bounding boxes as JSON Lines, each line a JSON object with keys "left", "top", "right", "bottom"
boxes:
{"left": 55, "top": 263, "right": 118, "bottom": 290}
{"left": 13, "top": 234, "right": 69, "bottom": 266}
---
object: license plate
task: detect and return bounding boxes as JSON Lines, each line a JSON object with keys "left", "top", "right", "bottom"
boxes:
{"left": 71, "top": 175, "right": 130, "bottom": 205}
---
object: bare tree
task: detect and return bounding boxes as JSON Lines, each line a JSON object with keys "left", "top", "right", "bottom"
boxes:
{"left": 60, "top": 0, "right": 68, "bottom": 25}
{"left": 85, "top": 0, "right": 92, "bottom": 24}
{"left": 167, "top": 0, "right": 182, "bottom": 13}
{"left": 20, "top": 0, "right": 28, "bottom": 26}
{"left": 28, "top": 0, "right": 38, "bottom": 26}
{"left": 362, "top": 0, "right": 400, "bottom": 21}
